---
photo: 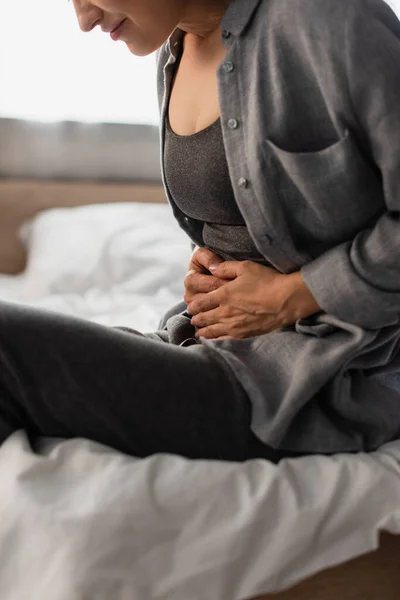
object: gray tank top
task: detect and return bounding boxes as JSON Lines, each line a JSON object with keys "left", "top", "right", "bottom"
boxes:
{"left": 164, "top": 98, "right": 266, "bottom": 263}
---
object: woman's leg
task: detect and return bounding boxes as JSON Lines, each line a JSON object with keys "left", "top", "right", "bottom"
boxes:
{"left": 0, "top": 301, "right": 278, "bottom": 462}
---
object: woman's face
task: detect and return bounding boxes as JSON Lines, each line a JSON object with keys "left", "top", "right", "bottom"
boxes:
{"left": 72, "top": 0, "right": 186, "bottom": 56}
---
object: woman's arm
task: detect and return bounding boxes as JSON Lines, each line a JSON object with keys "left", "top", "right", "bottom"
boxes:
{"left": 301, "top": 0, "right": 400, "bottom": 330}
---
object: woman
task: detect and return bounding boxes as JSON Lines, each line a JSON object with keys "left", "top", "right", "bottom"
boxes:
{"left": 1, "top": 0, "right": 400, "bottom": 462}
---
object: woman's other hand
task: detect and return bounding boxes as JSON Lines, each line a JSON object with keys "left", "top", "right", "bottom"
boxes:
{"left": 183, "top": 247, "right": 226, "bottom": 305}
{"left": 188, "top": 260, "right": 321, "bottom": 340}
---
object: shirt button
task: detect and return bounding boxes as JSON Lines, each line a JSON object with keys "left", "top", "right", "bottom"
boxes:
{"left": 222, "top": 30, "right": 231, "bottom": 39}
{"left": 238, "top": 177, "right": 249, "bottom": 189}
{"left": 223, "top": 61, "right": 234, "bottom": 73}
{"left": 262, "top": 234, "right": 272, "bottom": 245}
{"left": 227, "top": 118, "right": 239, "bottom": 130}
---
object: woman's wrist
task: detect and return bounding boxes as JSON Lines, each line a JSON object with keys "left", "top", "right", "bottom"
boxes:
{"left": 278, "top": 271, "right": 321, "bottom": 324}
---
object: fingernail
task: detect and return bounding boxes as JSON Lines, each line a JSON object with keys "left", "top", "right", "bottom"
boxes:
{"left": 209, "top": 263, "right": 219, "bottom": 271}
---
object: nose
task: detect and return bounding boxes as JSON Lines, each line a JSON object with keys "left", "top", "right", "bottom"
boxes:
{"left": 75, "top": 1, "right": 103, "bottom": 33}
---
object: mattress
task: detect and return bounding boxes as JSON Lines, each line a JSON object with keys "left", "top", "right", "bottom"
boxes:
{"left": 0, "top": 202, "right": 400, "bottom": 600}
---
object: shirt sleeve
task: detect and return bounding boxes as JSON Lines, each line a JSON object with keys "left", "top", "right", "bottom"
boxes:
{"left": 301, "top": 0, "right": 400, "bottom": 330}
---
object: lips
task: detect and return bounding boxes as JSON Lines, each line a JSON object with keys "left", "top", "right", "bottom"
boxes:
{"left": 110, "top": 19, "right": 127, "bottom": 41}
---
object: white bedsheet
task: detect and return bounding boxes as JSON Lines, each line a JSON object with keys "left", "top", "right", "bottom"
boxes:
{"left": 0, "top": 202, "right": 191, "bottom": 329}
{"left": 0, "top": 202, "right": 400, "bottom": 600}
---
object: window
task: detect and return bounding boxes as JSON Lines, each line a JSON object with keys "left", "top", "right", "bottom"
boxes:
{"left": 0, "top": 0, "right": 159, "bottom": 125}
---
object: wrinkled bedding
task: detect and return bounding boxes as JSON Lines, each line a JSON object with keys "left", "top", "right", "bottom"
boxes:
{"left": 0, "top": 202, "right": 400, "bottom": 600}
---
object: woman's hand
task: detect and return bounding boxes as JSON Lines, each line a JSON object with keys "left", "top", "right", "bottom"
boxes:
{"left": 183, "top": 247, "right": 227, "bottom": 305}
{"left": 188, "top": 260, "right": 321, "bottom": 340}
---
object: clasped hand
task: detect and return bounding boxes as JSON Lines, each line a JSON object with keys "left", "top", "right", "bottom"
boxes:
{"left": 183, "top": 247, "right": 320, "bottom": 340}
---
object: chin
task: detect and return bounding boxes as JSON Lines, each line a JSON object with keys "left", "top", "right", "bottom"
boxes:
{"left": 125, "top": 39, "right": 164, "bottom": 57}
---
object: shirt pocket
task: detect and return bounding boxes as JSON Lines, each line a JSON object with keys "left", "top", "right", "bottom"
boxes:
{"left": 262, "top": 130, "right": 384, "bottom": 244}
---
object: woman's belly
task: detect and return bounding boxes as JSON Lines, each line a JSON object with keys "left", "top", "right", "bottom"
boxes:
{"left": 203, "top": 223, "right": 270, "bottom": 264}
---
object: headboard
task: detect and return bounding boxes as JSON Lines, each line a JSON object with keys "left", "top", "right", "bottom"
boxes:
{"left": 0, "top": 117, "right": 166, "bottom": 273}
{"left": 0, "top": 179, "right": 166, "bottom": 274}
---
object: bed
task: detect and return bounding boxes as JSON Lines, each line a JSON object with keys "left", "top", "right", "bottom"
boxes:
{"left": 0, "top": 178, "right": 400, "bottom": 600}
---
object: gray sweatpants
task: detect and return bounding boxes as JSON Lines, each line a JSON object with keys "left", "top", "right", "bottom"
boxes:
{"left": 0, "top": 300, "right": 284, "bottom": 462}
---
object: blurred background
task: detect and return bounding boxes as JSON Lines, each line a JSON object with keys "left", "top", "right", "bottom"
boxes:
{"left": 0, "top": 0, "right": 162, "bottom": 185}
{"left": 0, "top": 0, "right": 159, "bottom": 125}
{"left": 0, "top": 0, "right": 189, "bottom": 330}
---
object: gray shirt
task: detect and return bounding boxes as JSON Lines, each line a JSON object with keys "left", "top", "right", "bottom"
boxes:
{"left": 157, "top": 0, "right": 400, "bottom": 453}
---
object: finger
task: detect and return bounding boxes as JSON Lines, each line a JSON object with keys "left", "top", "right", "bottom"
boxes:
{"left": 190, "top": 308, "right": 220, "bottom": 328}
{"left": 186, "top": 293, "right": 208, "bottom": 315}
{"left": 209, "top": 261, "right": 243, "bottom": 279}
{"left": 187, "top": 291, "right": 220, "bottom": 316}
{"left": 185, "top": 271, "right": 224, "bottom": 293}
{"left": 196, "top": 324, "right": 228, "bottom": 340}
{"left": 184, "top": 271, "right": 222, "bottom": 296}
{"left": 192, "top": 247, "right": 225, "bottom": 272}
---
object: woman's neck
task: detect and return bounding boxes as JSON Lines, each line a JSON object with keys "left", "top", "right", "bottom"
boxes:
{"left": 178, "top": 0, "right": 231, "bottom": 39}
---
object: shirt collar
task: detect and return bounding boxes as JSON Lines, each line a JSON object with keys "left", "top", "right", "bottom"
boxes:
{"left": 167, "top": 0, "right": 262, "bottom": 56}
{"left": 221, "top": 0, "right": 263, "bottom": 36}
{"left": 167, "top": 28, "right": 184, "bottom": 58}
